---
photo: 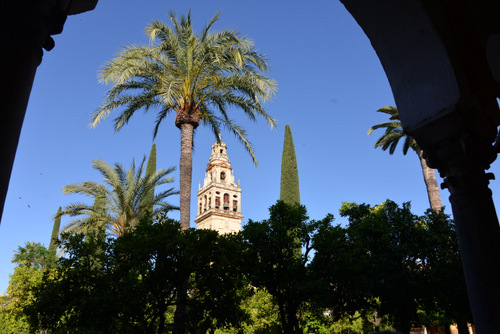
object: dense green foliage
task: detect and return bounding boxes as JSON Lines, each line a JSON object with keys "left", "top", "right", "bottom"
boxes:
{"left": 2, "top": 200, "right": 469, "bottom": 333}
{"left": 243, "top": 201, "right": 333, "bottom": 334}
{"left": 280, "top": 125, "right": 300, "bottom": 205}
{"left": 0, "top": 243, "right": 57, "bottom": 333}
{"left": 21, "top": 217, "right": 248, "bottom": 333}
{"left": 238, "top": 288, "right": 281, "bottom": 333}
{"left": 311, "top": 200, "right": 471, "bottom": 333}
{"left": 11, "top": 242, "right": 57, "bottom": 270}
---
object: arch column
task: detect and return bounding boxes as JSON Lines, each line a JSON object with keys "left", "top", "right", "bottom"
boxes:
{"left": 424, "top": 133, "right": 500, "bottom": 333}
{"left": 341, "top": 0, "right": 500, "bottom": 331}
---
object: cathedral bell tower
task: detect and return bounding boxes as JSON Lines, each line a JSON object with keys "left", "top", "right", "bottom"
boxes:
{"left": 195, "top": 141, "right": 243, "bottom": 234}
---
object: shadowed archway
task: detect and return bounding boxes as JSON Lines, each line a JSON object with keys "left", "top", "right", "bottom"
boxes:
{"left": 1, "top": 1, "right": 499, "bottom": 332}
{"left": 341, "top": 0, "right": 500, "bottom": 332}
{"left": 0, "top": 1, "right": 98, "bottom": 223}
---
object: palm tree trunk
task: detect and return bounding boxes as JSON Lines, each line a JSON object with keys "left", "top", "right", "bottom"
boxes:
{"left": 416, "top": 148, "right": 443, "bottom": 212}
{"left": 173, "top": 278, "right": 189, "bottom": 334}
{"left": 173, "top": 122, "right": 195, "bottom": 334}
{"left": 178, "top": 122, "right": 194, "bottom": 231}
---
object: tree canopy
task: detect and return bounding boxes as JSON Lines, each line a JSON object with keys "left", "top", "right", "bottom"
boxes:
{"left": 23, "top": 216, "right": 249, "bottom": 333}
{"left": 312, "top": 200, "right": 471, "bottom": 333}
{"left": 3, "top": 201, "right": 469, "bottom": 333}
{"left": 242, "top": 201, "right": 333, "bottom": 334}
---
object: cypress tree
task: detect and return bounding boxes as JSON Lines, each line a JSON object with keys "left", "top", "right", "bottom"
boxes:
{"left": 49, "top": 207, "right": 62, "bottom": 252}
{"left": 280, "top": 125, "right": 302, "bottom": 260}
{"left": 280, "top": 125, "right": 300, "bottom": 205}
{"left": 141, "top": 143, "right": 157, "bottom": 214}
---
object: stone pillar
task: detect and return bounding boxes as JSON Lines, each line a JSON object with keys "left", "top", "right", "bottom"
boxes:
{"left": 1, "top": 3, "right": 50, "bottom": 222}
{"left": 426, "top": 134, "right": 500, "bottom": 334}
{"left": 0, "top": 1, "right": 98, "bottom": 222}
{"left": 339, "top": 0, "right": 500, "bottom": 330}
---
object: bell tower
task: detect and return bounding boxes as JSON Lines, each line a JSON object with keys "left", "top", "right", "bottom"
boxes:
{"left": 195, "top": 141, "right": 243, "bottom": 234}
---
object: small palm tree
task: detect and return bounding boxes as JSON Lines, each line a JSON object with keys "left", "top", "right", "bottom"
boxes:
{"left": 90, "top": 11, "right": 277, "bottom": 230}
{"left": 368, "top": 106, "right": 443, "bottom": 212}
{"left": 60, "top": 158, "right": 178, "bottom": 237}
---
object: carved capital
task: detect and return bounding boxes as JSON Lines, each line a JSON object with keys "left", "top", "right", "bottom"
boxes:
{"left": 423, "top": 133, "right": 497, "bottom": 193}
{"left": 1, "top": 1, "right": 97, "bottom": 54}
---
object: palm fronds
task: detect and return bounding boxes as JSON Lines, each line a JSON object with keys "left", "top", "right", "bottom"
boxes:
{"left": 60, "top": 156, "right": 178, "bottom": 237}
{"left": 90, "top": 11, "right": 277, "bottom": 164}
{"left": 368, "top": 106, "right": 416, "bottom": 155}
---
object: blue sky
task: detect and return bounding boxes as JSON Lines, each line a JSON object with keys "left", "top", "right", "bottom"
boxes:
{"left": 2, "top": 0, "right": 500, "bottom": 293}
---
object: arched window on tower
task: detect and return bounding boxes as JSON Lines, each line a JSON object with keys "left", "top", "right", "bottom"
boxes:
{"left": 208, "top": 197, "right": 211, "bottom": 209}
{"left": 223, "top": 193, "right": 229, "bottom": 210}
{"left": 220, "top": 171, "right": 226, "bottom": 182}
{"left": 215, "top": 196, "right": 220, "bottom": 209}
{"left": 233, "top": 199, "right": 238, "bottom": 212}
{"left": 204, "top": 195, "right": 207, "bottom": 212}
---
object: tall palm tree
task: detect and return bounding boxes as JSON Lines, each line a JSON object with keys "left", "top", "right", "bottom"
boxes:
{"left": 368, "top": 106, "right": 443, "bottom": 212}
{"left": 90, "top": 11, "right": 277, "bottom": 231}
{"left": 60, "top": 158, "right": 178, "bottom": 237}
